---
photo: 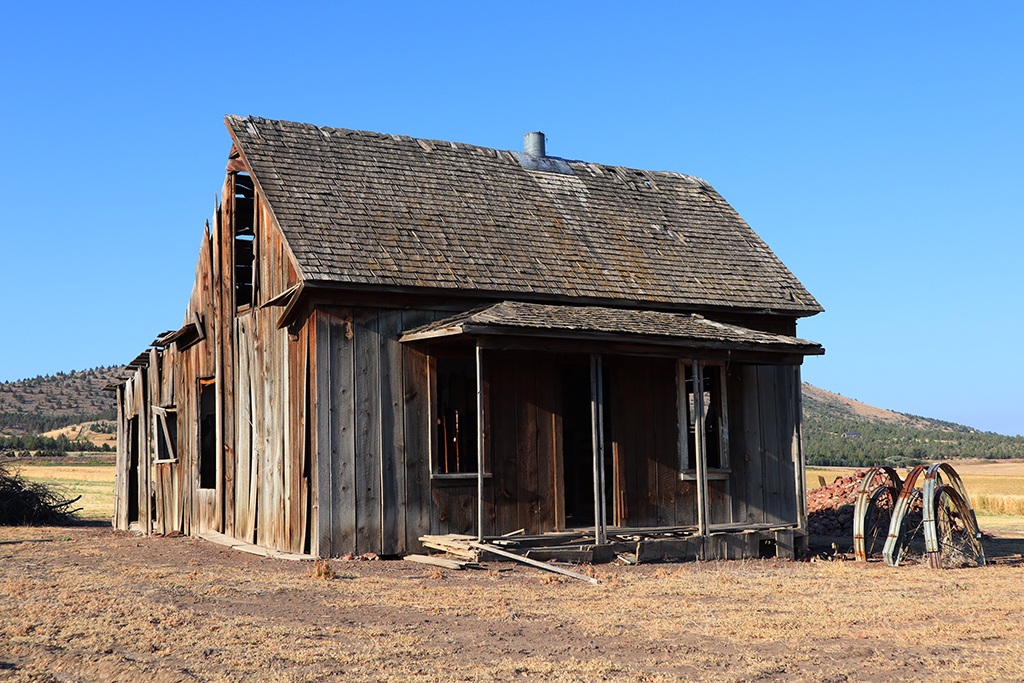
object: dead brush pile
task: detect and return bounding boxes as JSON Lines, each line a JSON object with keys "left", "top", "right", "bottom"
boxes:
{"left": 807, "top": 469, "right": 886, "bottom": 536}
{"left": 0, "top": 464, "right": 81, "bottom": 525}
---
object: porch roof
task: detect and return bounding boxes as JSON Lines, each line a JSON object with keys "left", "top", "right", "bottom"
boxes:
{"left": 399, "top": 301, "right": 823, "bottom": 356}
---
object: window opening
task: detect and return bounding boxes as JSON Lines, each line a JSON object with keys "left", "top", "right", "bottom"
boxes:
{"left": 233, "top": 173, "right": 255, "bottom": 308}
{"left": 435, "top": 357, "right": 477, "bottom": 474}
{"left": 682, "top": 363, "right": 727, "bottom": 471}
{"left": 153, "top": 407, "right": 178, "bottom": 463}
{"left": 198, "top": 379, "right": 217, "bottom": 489}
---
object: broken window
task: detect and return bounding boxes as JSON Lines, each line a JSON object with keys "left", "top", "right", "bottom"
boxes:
{"left": 198, "top": 379, "right": 217, "bottom": 489}
{"left": 680, "top": 362, "right": 729, "bottom": 472}
{"left": 152, "top": 407, "right": 178, "bottom": 463}
{"left": 233, "top": 173, "right": 256, "bottom": 309}
{"left": 434, "top": 356, "right": 477, "bottom": 475}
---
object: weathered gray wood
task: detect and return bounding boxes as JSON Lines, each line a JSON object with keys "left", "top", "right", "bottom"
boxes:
{"left": 476, "top": 343, "right": 485, "bottom": 541}
{"left": 793, "top": 366, "right": 808, "bottom": 533}
{"left": 379, "top": 309, "right": 405, "bottom": 554}
{"left": 741, "top": 365, "right": 765, "bottom": 524}
{"left": 693, "top": 362, "right": 709, "bottom": 539}
{"left": 774, "top": 528, "right": 796, "bottom": 559}
{"left": 353, "top": 308, "right": 382, "bottom": 555}
{"left": 468, "top": 541, "right": 599, "bottom": 584}
{"left": 404, "top": 554, "right": 466, "bottom": 570}
{"left": 635, "top": 537, "right": 702, "bottom": 563}
{"left": 757, "top": 365, "right": 783, "bottom": 525}
{"left": 775, "top": 365, "right": 798, "bottom": 524}
{"left": 329, "top": 308, "right": 357, "bottom": 555}
{"left": 401, "top": 309, "right": 435, "bottom": 553}
{"left": 725, "top": 367, "right": 749, "bottom": 528}
{"left": 234, "top": 317, "right": 254, "bottom": 542}
{"left": 313, "top": 311, "right": 333, "bottom": 557}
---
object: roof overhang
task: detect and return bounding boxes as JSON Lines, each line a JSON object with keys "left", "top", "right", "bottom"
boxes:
{"left": 400, "top": 302, "right": 823, "bottom": 363}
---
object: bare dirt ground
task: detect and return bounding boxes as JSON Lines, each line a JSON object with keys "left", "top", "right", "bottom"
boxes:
{"left": 2, "top": 525, "right": 1024, "bottom": 682}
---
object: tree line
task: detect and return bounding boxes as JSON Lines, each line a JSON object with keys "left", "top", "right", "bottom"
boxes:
{"left": 0, "top": 410, "right": 117, "bottom": 435}
{"left": 803, "top": 416, "right": 1024, "bottom": 468}
{"left": 0, "top": 432, "right": 112, "bottom": 457}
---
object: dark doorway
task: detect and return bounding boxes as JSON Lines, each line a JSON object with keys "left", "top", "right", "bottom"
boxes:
{"left": 127, "top": 417, "right": 139, "bottom": 523}
{"left": 199, "top": 379, "right": 217, "bottom": 489}
{"left": 560, "top": 363, "right": 613, "bottom": 527}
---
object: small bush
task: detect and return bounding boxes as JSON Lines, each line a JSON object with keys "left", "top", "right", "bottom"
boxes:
{"left": 0, "top": 464, "right": 81, "bottom": 525}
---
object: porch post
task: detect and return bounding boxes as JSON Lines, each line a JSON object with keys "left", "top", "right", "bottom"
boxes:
{"left": 693, "top": 361, "right": 710, "bottom": 552}
{"left": 476, "top": 342, "right": 485, "bottom": 542}
{"left": 590, "top": 354, "right": 607, "bottom": 545}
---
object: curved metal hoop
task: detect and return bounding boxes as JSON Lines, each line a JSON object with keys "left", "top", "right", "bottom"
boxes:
{"left": 924, "top": 476, "right": 985, "bottom": 568}
{"left": 862, "top": 463, "right": 986, "bottom": 569}
{"left": 853, "top": 466, "right": 902, "bottom": 561}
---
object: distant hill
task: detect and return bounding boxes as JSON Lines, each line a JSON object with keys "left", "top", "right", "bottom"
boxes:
{"left": 801, "top": 383, "right": 1024, "bottom": 466}
{"left": 0, "top": 366, "right": 123, "bottom": 436}
{"left": 3, "top": 367, "right": 1022, "bottom": 464}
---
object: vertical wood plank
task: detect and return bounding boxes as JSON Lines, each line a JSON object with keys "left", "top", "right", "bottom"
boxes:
{"left": 401, "top": 310, "right": 434, "bottom": 552}
{"left": 353, "top": 308, "right": 382, "bottom": 555}
{"left": 234, "top": 317, "right": 253, "bottom": 541}
{"left": 725, "top": 366, "right": 749, "bottom": 528}
{"left": 313, "top": 310, "right": 332, "bottom": 557}
{"left": 775, "top": 365, "right": 798, "bottom": 524}
{"left": 653, "top": 358, "right": 678, "bottom": 528}
{"left": 757, "top": 365, "right": 782, "bottom": 524}
{"left": 330, "top": 308, "right": 357, "bottom": 554}
{"left": 793, "top": 366, "right": 808, "bottom": 533}
{"left": 491, "top": 351, "right": 518, "bottom": 535}
{"left": 378, "top": 309, "right": 405, "bottom": 554}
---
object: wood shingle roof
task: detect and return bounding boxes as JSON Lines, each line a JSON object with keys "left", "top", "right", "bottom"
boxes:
{"left": 226, "top": 116, "right": 822, "bottom": 316}
{"left": 401, "top": 301, "right": 824, "bottom": 355}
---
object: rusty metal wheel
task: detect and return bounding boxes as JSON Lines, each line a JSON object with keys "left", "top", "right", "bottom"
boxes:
{"left": 932, "top": 485, "right": 985, "bottom": 568}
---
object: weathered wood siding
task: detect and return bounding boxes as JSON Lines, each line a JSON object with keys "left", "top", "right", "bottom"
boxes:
{"left": 313, "top": 306, "right": 450, "bottom": 557}
{"left": 726, "top": 364, "right": 802, "bottom": 526}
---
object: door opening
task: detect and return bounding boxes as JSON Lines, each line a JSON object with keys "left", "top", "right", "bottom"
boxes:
{"left": 560, "top": 364, "right": 613, "bottom": 528}
{"left": 127, "top": 417, "right": 139, "bottom": 523}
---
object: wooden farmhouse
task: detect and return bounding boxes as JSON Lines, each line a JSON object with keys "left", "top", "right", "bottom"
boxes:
{"left": 110, "top": 116, "right": 824, "bottom": 562}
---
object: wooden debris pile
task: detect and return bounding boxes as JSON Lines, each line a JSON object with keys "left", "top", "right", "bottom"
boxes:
{"left": 412, "top": 533, "right": 600, "bottom": 583}
{"left": 0, "top": 464, "right": 81, "bottom": 526}
{"left": 807, "top": 470, "right": 885, "bottom": 536}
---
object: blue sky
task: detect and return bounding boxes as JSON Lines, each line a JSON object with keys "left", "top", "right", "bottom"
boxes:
{"left": 1, "top": 2, "right": 1021, "bottom": 436}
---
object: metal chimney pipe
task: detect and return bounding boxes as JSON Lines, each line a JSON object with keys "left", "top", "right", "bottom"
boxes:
{"left": 524, "top": 131, "right": 545, "bottom": 157}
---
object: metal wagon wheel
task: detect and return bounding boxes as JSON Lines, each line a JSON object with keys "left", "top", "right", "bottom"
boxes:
{"left": 931, "top": 485, "right": 985, "bottom": 568}
{"left": 853, "top": 466, "right": 903, "bottom": 562}
{"left": 861, "top": 485, "right": 895, "bottom": 559}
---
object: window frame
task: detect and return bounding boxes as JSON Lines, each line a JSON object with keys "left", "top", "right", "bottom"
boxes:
{"left": 428, "top": 352, "right": 490, "bottom": 482}
{"left": 151, "top": 405, "right": 178, "bottom": 464}
{"left": 677, "top": 360, "right": 731, "bottom": 480}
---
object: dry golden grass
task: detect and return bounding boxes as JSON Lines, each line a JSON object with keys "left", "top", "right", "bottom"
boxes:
{"left": 1, "top": 527, "right": 1023, "bottom": 682}
{"left": 13, "top": 462, "right": 115, "bottom": 520}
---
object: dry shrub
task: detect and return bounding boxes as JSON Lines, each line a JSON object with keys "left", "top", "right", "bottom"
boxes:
{"left": 0, "top": 464, "right": 81, "bottom": 525}
{"left": 307, "top": 559, "right": 336, "bottom": 580}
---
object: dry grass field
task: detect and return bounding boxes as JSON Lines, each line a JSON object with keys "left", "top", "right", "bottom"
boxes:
{"left": 1, "top": 525, "right": 1023, "bottom": 682}
{"left": 1, "top": 461, "right": 1021, "bottom": 681}
{"left": 9, "top": 460, "right": 115, "bottom": 521}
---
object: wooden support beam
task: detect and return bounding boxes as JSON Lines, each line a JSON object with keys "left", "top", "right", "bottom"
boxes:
{"left": 476, "top": 342, "right": 484, "bottom": 541}
{"left": 590, "top": 354, "right": 607, "bottom": 545}
{"left": 468, "top": 541, "right": 599, "bottom": 584}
